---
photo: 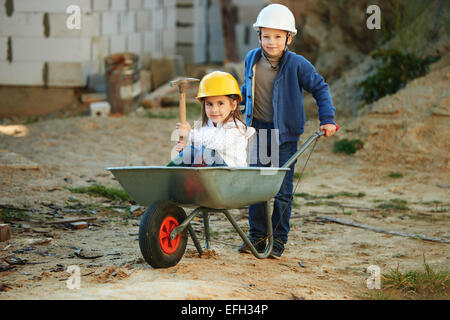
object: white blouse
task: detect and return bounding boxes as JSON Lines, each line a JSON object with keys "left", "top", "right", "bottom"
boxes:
{"left": 188, "top": 119, "right": 256, "bottom": 167}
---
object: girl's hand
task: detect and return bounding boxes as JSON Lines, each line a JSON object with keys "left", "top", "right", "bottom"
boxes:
{"left": 176, "top": 122, "right": 191, "bottom": 139}
{"left": 175, "top": 140, "right": 187, "bottom": 152}
{"left": 320, "top": 124, "right": 337, "bottom": 137}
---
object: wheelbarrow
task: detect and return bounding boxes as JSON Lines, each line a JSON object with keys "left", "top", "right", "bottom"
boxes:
{"left": 107, "top": 129, "right": 329, "bottom": 268}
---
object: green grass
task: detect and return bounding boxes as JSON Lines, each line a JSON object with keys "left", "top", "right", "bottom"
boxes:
{"left": 388, "top": 172, "right": 404, "bottom": 179}
{"left": 146, "top": 110, "right": 177, "bottom": 119}
{"left": 377, "top": 198, "right": 409, "bottom": 211}
{"left": 295, "top": 191, "right": 366, "bottom": 200}
{"left": 333, "top": 139, "right": 364, "bottom": 155}
{"left": 364, "top": 258, "right": 450, "bottom": 300}
{"left": 0, "top": 207, "right": 31, "bottom": 222}
{"left": 68, "top": 184, "right": 130, "bottom": 202}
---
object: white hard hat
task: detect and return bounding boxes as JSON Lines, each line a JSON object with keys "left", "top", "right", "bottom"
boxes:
{"left": 253, "top": 4, "right": 297, "bottom": 36}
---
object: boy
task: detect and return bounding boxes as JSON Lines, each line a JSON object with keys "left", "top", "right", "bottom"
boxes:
{"left": 239, "top": 4, "right": 337, "bottom": 258}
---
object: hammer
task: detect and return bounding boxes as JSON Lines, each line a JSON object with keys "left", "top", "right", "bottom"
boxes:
{"left": 170, "top": 78, "right": 200, "bottom": 125}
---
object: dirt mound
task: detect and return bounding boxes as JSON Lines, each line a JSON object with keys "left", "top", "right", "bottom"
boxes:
{"left": 348, "top": 52, "right": 450, "bottom": 172}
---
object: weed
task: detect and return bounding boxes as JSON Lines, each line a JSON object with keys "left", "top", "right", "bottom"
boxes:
{"left": 381, "top": 261, "right": 449, "bottom": 299}
{"left": 388, "top": 172, "right": 404, "bottom": 179}
{"left": 68, "top": 184, "right": 130, "bottom": 202}
{"left": 0, "top": 207, "right": 31, "bottom": 222}
{"left": 333, "top": 139, "right": 364, "bottom": 155}
{"left": 359, "top": 49, "right": 439, "bottom": 104}
{"left": 364, "top": 257, "right": 449, "bottom": 300}
{"left": 378, "top": 198, "right": 409, "bottom": 211}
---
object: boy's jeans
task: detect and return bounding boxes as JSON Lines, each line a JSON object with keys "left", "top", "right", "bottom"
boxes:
{"left": 249, "top": 118, "right": 298, "bottom": 246}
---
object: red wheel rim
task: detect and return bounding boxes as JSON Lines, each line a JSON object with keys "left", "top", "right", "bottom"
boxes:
{"left": 159, "top": 217, "right": 180, "bottom": 254}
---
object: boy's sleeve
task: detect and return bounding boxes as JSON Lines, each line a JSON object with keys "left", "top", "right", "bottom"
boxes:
{"left": 240, "top": 82, "right": 246, "bottom": 114}
{"left": 297, "top": 57, "right": 336, "bottom": 126}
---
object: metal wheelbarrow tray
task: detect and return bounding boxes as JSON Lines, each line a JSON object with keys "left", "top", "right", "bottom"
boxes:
{"left": 107, "top": 130, "right": 325, "bottom": 268}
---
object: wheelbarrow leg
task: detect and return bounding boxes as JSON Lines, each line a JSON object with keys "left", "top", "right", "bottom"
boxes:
{"left": 203, "top": 211, "right": 211, "bottom": 250}
{"left": 223, "top": 201, "right": 273, "bottom": 259}
{"left": 170, "top": 207, "right": 203, "bottom": 240}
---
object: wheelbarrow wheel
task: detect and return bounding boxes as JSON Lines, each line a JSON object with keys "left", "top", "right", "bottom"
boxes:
{"left": 139, "top": 201, "right": 188, "bottom": 268}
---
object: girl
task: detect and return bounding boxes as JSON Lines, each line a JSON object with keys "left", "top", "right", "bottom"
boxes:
{"left": 170, "top": 71, "right": 255, "bottom": 167}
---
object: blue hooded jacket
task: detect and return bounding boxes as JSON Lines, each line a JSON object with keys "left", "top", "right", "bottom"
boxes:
{"left": 241, "top": 47, "right": 336, "bottom": 145}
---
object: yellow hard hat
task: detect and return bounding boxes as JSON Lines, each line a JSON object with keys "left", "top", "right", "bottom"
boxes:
{"left": 196, "top": 71, "right": 243, "bottom": 103}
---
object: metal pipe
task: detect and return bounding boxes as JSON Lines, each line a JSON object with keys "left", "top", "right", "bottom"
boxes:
{"left": 203, "top": 211, "right": 211, "bottom": 249}
{"left": 187, "top": 224, "right": 203, "bottom": 255}
{"left": 282, "top": 130, "right": 324, "bottom": 169}
{"left": 222, "top": 201, "right": 273, "bottom": 259}
{"left": 170, "top": 207, "right": 203, "bottom": 240}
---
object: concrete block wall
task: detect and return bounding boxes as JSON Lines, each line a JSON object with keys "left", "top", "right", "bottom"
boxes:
{"left": 0, "top": 0, "right": 176, "bottom": 87}
{"left": 175, "top": 0, "right": 262, "bottom": 64}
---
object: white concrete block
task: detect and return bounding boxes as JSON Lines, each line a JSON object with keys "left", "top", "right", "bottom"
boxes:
{"left": 14, "top": 0, "right": 91, "bottom": 13}
{"left": 93, "top": 0, "right": 110, "bottom": 11}
{"left": 164, "top": 6, "right": 176, "bottom": 30}
{"left": 47, "top": 62, "right": 84, "bottom": 86}
{"left": 128, "top": 0, "right": 142, "bottom": 10}
{"left": 143, "top": 0, "right": 156, "bottom": 10}
{"left": 13, "top": 37, "right": 91, "bottom": 62}
{"left": 91, "top": 36, "right": 110, "bottom": 71}
{"left": 152, "top": 8, "right": 164, "bottom": 30}
{"left": 176, "top": 7, "right": 194, "bottom": 25}
{"left": 164, "top": 0, "right": 176, "bottom": 8}
{"left": 127, "top": 33, "right": 142, "bottom": 55}
{"left": 111, "top": 0, "right": 127, "bottom": 11}
{"left": 47, "top": 60, "right": 99, "bottom": 87}
{"left": 0, "top": 37, "right": 7, "bottom": 61}
{"left": 163, "top": 28, "right": 175, "bottom": 53}
{"left": 90, "top": 102, "right": 111, "bottom": 117}
{"left": 0, "top": 13, "right": 44, "bottom": 37}
{"left": 143, "top": 31, "right": 154, "bottom": 53}
{"left": 136, "top": 11, "right": 151, "bottom": 32}
{"left": 110, "top": 34, "right": 127, "bottom": 54}
{"left": 119, "top": 12, "right": 136, "bottom": 34}
{"left": 102, "top": 12, "right": 119, "bottom": 35}
{"left": 0, "top": 61, "right": 44, "bottom": 85}
{"left": 49, "top": 12, "right": 100, "bottom": 37}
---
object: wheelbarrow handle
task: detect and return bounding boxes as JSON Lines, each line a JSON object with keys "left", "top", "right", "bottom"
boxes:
{"left": 282, "top": 124, "right": 339, "bottom": 169}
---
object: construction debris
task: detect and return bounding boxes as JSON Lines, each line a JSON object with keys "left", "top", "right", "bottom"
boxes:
{"left": 70, "top": 221, "right": 89, "bottom": 230}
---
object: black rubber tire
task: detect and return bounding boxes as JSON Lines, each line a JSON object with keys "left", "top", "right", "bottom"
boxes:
{"left": 139, "top": 201, "right": 188, "bottom": 268}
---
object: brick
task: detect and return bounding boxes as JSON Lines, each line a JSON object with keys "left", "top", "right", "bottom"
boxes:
{"left": 14, "top": 0, "right": 91, "bottom": 13}
{"left": 48, "top": 12, "right": 100, "bottom": 37}
{"left": 110, "top": 34, "right": 127, "bottom": 54}
{"left": 0, "top": 37, "right": 7, "bottom": 61}
{"left": 119, "top": 12, "right": 136, "bottom": 34}
{"left": 101, "top": 12, "right": 119, "bottom": 35}
{"left": 111, "top": 0, "right": 127, "bottom": 11}
{"left": 136, "top": 11, "right": 151, "bottom": 32}
{"left": 128, "top": 0, "right": 142, "bottom": 10}
{"left": 93, "top": 0, "right": 110, "bottom": 11}
{"left": 0, "top": 13, "right": 44, "bottom": 37}
{"left": 70, "top": 221, "right": 89, "bottom": 229}
{"left": 127, "top": 33, "right": 143, "bottom": 55}
{"left": 0, "top": 224, "right": 11, "bottom": 242}
{"left": 13, "top": 37, "right": 91, "bottom": 62}
{"left": 0, "top": 61, "right": 44, "bottom": 85}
